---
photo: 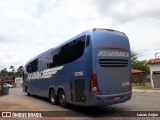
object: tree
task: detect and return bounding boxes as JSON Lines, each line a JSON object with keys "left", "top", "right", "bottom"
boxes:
{"left": 7, "top": 71, "right": 15, "bottom": 79}
{"left": 131, "top": 51, "right": 150, "bottom": 74}
{"left": 0, "top": 68, "right": 7, "bottom": 78}
{"left": 0, "top": 65, "right": 24, "bottom": 79}
{"left": 15, "top": 66, "right": 23, "bottom": 77}
{"left": 131, "top": 51, "right": 138, "bottom": 65}
{"left": 132, "top": 60, "right": 150, "bottom": 74}
{"left": 10, "top": 65, "right": 15, "bottom": 73}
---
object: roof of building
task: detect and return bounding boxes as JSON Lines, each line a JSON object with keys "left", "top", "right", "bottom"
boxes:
{"left": 0, "top": 77, "right": 15, "bottom": 83}
{"left": 131, "top": 69, "right": 145, "bottom": 73}
{"left": 148, "top": 58, "right": 160, "bottom": 64}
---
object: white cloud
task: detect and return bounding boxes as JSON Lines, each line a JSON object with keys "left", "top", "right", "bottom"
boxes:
{"left": 0, "top": 0, "right": 160, "bottom": 70}
{"left": 91, "top": 0, "right": 160, "bottom": 23}
{"left": 116, "top": 17, "right": 160, "bottom": 60}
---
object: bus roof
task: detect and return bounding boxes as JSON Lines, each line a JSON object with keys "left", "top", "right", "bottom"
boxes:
{"left": 26, "top": 28, "right": 126, "bottom": 64}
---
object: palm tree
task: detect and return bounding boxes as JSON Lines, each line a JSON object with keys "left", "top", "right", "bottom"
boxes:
{"left": 10, "top": 65, "right": 15, "bottom": 73}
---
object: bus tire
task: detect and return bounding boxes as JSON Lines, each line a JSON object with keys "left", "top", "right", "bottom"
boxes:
{"left": 27, "top": 92, "right": 30, "bottom": 96}
{"left": 49, "top": 89, "right": 58, "bottom": 105}
{"left": 26, "top": 87, "right": 30, "bottom": 96}
{"left": 58, "top": 90, "right": 67, "bottom": 107}
{"left": 27, "top": 89, "right": 31, "bottom": 96}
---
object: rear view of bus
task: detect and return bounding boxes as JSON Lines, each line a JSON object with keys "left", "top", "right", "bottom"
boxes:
{"left": 89, "top": 28, "right": 131, "bottom": 106}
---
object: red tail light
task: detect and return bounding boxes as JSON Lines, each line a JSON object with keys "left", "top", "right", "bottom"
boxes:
{"left": 90, "top": 73, "right": 101, "bottom": 95}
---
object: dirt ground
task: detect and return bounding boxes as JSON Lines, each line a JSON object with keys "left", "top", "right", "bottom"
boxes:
{"left": 1, "top": 88, "right": 160, "bottom": 120}
{"left": 0, "top": 88, "right": 72, "bottom": 120}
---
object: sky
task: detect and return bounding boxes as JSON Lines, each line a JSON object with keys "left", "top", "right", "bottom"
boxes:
{"left": 0, "top": 0, "right": 160, "bottom": 70}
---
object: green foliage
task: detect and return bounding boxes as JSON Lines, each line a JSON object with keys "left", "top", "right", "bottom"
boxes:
{"left": 10, "top": 65, "right": 15, "bottom": 72}
{"left": 132, "top": 60, "right": 150, "bottom": 74}
{"left": 0, "top": 66, "right": 23, "bottom": 79}
{"left": 131, "top": 51, "right": 138, "bottom": 64}
{"left": 131, "top": 51, "right": 150, "bottom": 74}
{"left": 15, "top": 66, "right": 23, "bottom": 77}
{"left": 0, "top": 68, "right": 8, "bottom": 78}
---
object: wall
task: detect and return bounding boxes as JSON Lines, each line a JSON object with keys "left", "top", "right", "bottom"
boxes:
{"left": 152, "top": 74, "right": 160, "bottom": 88}
{"left": 150, "top": 63, "right": 160, "bottom": 88}
{"left": 15, "top": 77, "right": 23, "bottom": 88}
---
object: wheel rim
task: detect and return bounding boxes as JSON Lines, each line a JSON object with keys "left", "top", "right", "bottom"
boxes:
{"left": 50, "top": 90, "right": 55, "bottom": 103}
{"left": 60, "top": 94, "right": 65, "bottom": 105}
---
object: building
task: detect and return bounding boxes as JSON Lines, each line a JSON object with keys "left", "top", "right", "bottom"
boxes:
{"left": 131, "top": 69, "right": 145, "bottom": 85}
{"left": 148, "top": 58, "right": 160, "bottom": 88}
{"left": 15, "top": 77, "right": 23, "bottom": 87}
{"left": 0, "top": 77, "right": 15, "bottom": 84}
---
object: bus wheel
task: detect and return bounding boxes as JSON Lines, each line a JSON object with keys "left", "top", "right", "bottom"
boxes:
{"left": 26, "top": 88, "right": 30, "bottom": 96}
{"left": 27, "top": 92, "right": 30, "bottom": 96}
{"left": 49, "top": 89, "right": 58, "bottom": 105}
{"left": 59, "top": 90, "right": 67, "bottom": 107}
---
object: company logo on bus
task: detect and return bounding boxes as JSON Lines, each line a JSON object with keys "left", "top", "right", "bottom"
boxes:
{"left": 98, "top": 51, "right": 129, "bottom": 57}
{"left": 28, "top": 66, "right": 63, "bottom": 80}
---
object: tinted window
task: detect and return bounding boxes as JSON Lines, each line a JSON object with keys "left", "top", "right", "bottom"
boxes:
{"left": 48, "top": 35, "right": 86, "bottom": 68}
{"left": 38, "top": 53, "right": 53, "bottom": 70}
{"left": 26, "top": 59, "right": 38, "bottom": 73}
{"left": 35, "top": 35, "right": 86, "bottom": 70}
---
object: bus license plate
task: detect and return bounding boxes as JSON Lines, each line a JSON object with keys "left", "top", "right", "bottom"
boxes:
{"left": 114, "top": 97, "right": 120, "bottom": 100}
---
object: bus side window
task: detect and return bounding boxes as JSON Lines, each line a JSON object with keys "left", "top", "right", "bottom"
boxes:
{"left": 46, "top": 35, "right": 86, "bottom": 68}
{"left": 66, "top": 35, "right": 86, "bottom": 63}
{"left": 40, "top": 55, "right": 48, "bottom": 70}
{"left": 26, "top": 64, "right": 32, "bottom": 73}
{"left": 26, "top": 59, "right": 38, "bottom": 73}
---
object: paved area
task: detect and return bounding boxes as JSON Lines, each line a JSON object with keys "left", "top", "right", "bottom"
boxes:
{"left": 0, "top": 88, "right": 160, "bottom": 120}
{"left": 132, "top": 89, "right": 160, "bottom": 93}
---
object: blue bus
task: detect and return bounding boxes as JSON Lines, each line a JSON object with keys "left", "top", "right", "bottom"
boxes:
{"left": 23, "top": 28, "right": 132, "bottom": 107}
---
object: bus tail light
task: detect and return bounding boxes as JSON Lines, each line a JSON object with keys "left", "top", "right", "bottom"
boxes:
{"left": 90, "top": 73, "right": 101, "bottom": 95}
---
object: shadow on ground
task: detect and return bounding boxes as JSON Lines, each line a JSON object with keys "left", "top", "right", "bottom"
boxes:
{"left": 26, "top": 94, "right": 132, "bottom": 117}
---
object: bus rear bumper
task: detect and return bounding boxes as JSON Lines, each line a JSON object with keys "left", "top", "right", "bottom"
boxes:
{"left": 90, "top": 91, "right": 132, "bottom": 106}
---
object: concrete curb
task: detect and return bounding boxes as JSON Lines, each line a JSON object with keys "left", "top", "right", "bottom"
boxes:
{"left": 132, "top": 89, "right": 160, "bottom": 93}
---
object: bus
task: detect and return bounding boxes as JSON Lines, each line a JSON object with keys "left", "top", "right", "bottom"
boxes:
{"left": 23, "top": 28, "right": 132, "bottom": 107}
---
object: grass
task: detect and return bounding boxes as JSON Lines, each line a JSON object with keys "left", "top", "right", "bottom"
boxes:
{"left": 132, "top": 82, "right": 152, "bottom": 90}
